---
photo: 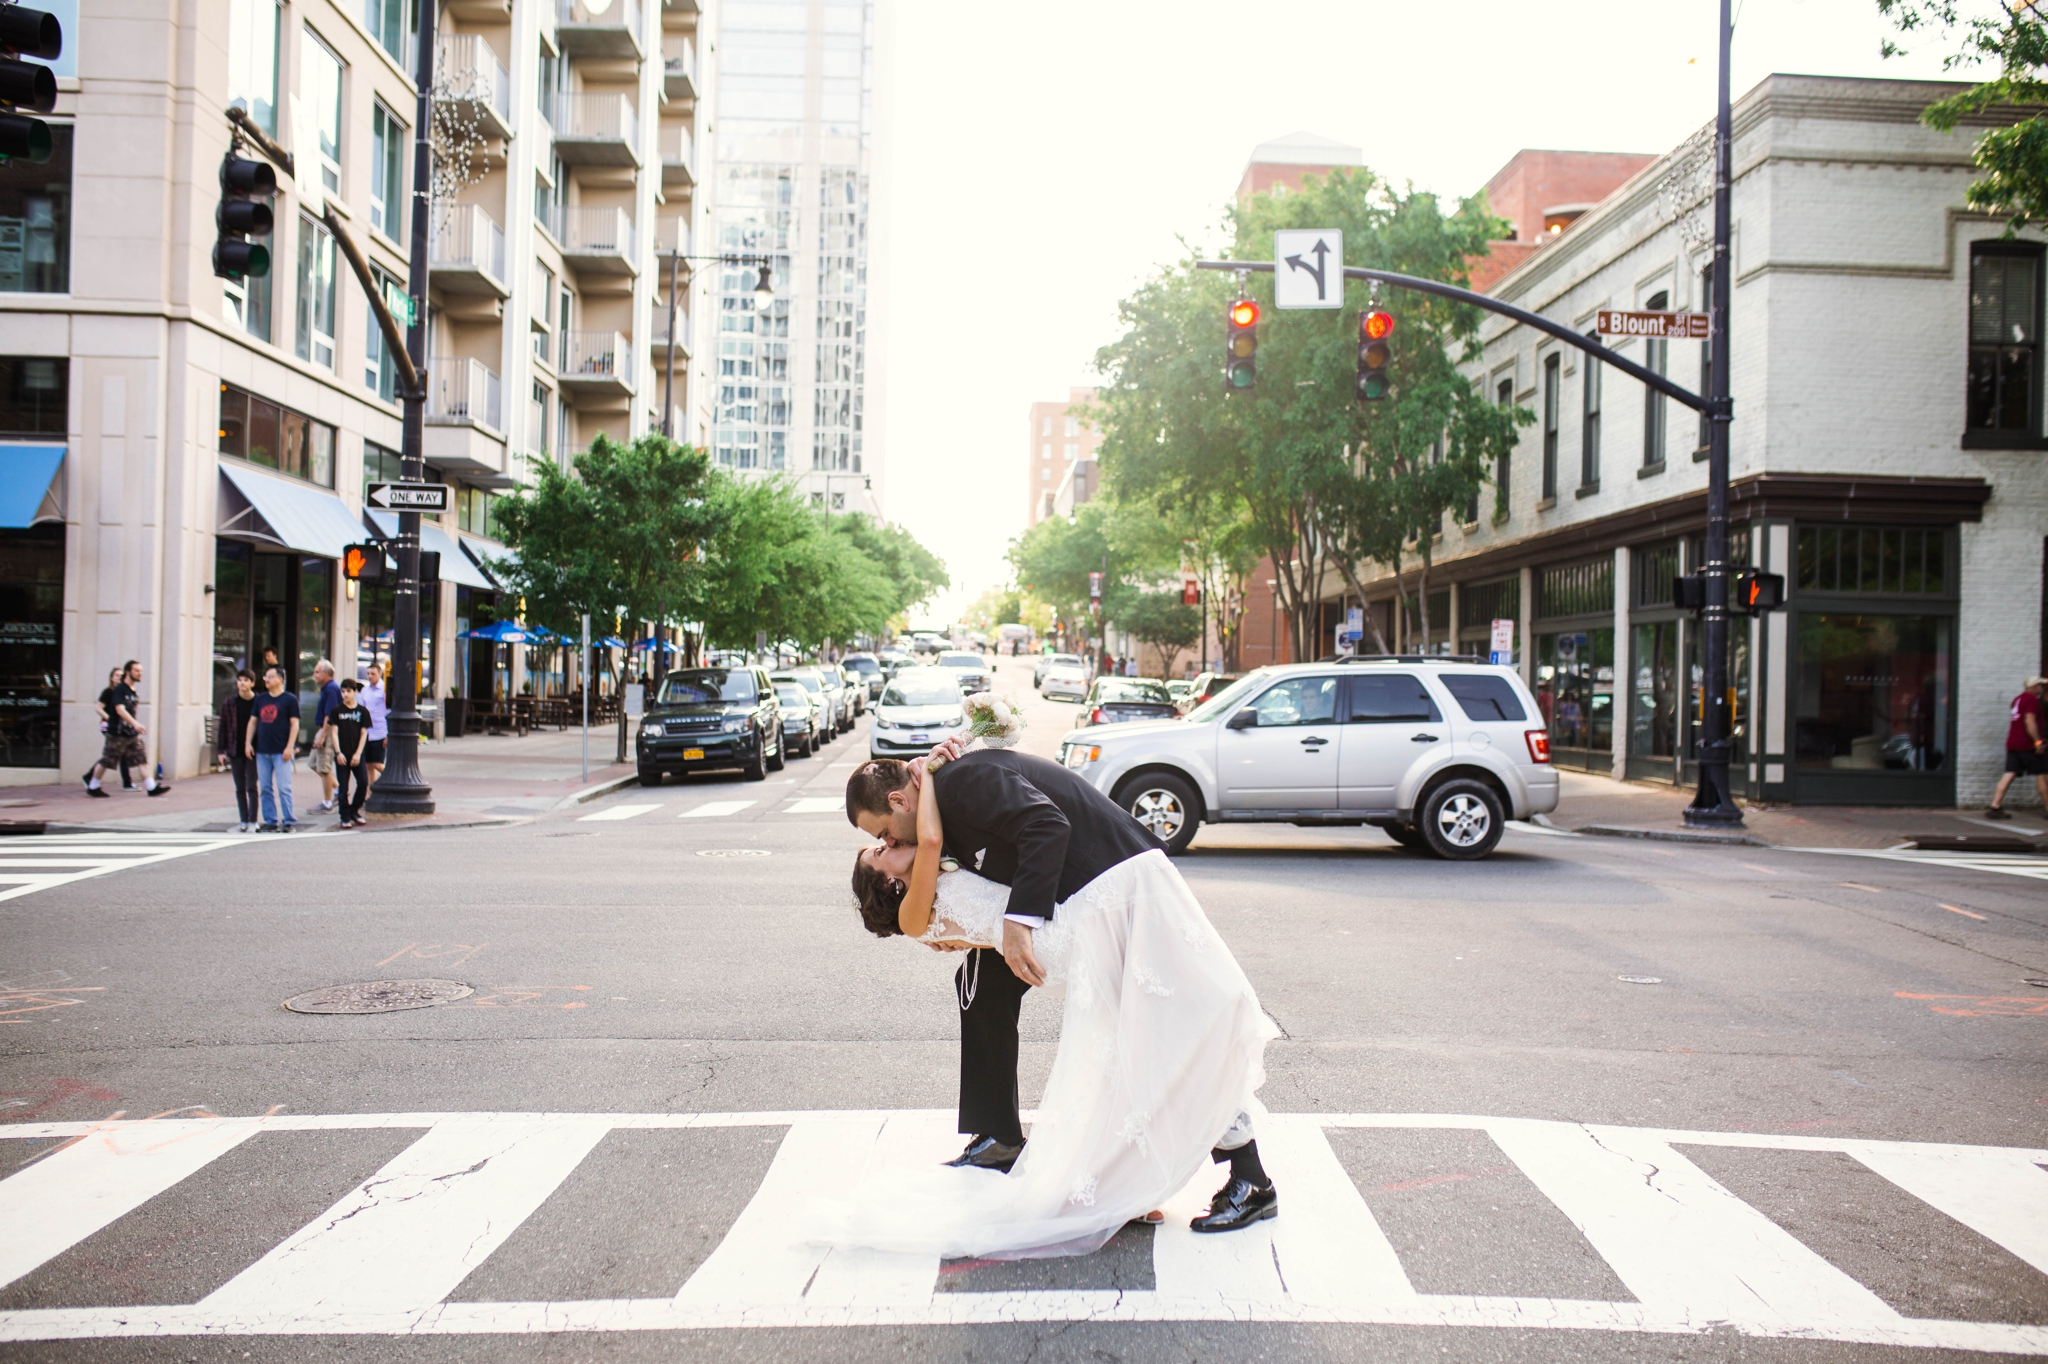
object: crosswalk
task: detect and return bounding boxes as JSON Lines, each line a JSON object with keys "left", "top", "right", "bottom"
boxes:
{"left": 1791, "top": 846, "right": 2048, "bottom": 883}
{"left": 0, "top": 833, "right": 251, "bottom": 904}
{"left": 577, "top": 796, "right": 850, "bottom": 823}
{"left": 0, "top": 1109, "right": 2041, "bottom": 1350}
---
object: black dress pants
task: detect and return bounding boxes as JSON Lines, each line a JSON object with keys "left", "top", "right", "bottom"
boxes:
{"left": 228, "top": 753, "right": 259, "bottom": 824}
{"left": 958, "top": 947, "right": 1031, "bottom": 1146}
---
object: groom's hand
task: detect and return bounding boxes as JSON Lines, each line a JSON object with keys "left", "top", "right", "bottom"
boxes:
{"left": 1002, "top": 919, "right": 1046, "bottom": 988}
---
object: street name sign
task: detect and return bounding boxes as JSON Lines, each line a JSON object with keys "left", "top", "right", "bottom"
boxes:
{"left": 1596, "top": 309, "right": 1709, "bottom": 340}
{"left": 1273, "top": 229, "right": 1343, "bottom": 309}
{"left": 367, "top": 482, "right": 451, "bottom": 512}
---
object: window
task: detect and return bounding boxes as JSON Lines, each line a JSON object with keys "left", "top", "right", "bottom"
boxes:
{"left": 1493, "top": 376, "right": 1512, "bottom": 518}
{"left": 1040, "top": 443, "right": 1050, "bottom": 460}
{"left": 370, "top": 102, "right": 405, "bottom": 241}
{"left": 555, "top": 393, "right": 570, "bottom": 461}
{"left": 1540, "top": 354, "right": 1560, "bottom": 500}
{"left": 1063, "top": 442, "right": 1077, "bottom": 461}
{"left": 1795, "top": 527, "right": 1948, "bottom": 595}
{"left": 229, "top": 0, "right": 281, "bottom": 133}
{"left": 531, "top": 381, "right": 549, "bottom": 455}
{"left": 1439, "top": 674, "right": 1526, "bottom": 722}
{"left": 1537, "top": 556, "right": 1614, "bottom": 618}
{"left": 1795, "top": 614, "right": 1950, "bottom": 772}
{"left": 1041, "top": 416, "right": 1050, "bottom": 436}
{"left": 1244, "top": 675, "right": 1339, "bottom": 726}
{"left": 364, "top": 0, "right": 414, "bottom": 67}
{"left": 1642, "top": 289, "right": 1668, "bottom": 468}
{"left": 1345, "top": 674, "right": 1441, "bottom": 723}
{"left": 304, "top": 30, "right": 343, "bottom": 195}
{"left": 0, "top": 357, "right": 65, "bottom": 435}
{"left": 1695, "top": 265, "right": 1714, "bottom": 454}
{"left": 219, "top": 383, "right": 335, "bottom": 487}
{"left": 1967, "top": 244, "right": 2041, "bottom": 438}
{"left": 1580, "top": 335, "right": 1601, "bottom": 492}
{"left": 295, "top": 214, "right": 337, "bottom": 369}
{"left": 1040, "top": 466, "right": 1050, "bottom": 482}
{"left": 0, "top": 123, "right": 71, "bottom": 293}
{"left": 361, "top": 439, "right": 402, "bottom": 497}
{"left": 457, "top": 484, "right": 495, "bottom": 536}
{"left": 1064, "top": 416, "right": 1079, "bottom": 437}
{"left": 557, "top": 285, "right": 572, "bottom": 370}
{"left": 364, "top": 266, "right": 400, "bottom": 401}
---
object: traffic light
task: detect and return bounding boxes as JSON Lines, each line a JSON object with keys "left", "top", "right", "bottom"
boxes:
{"left": 1733, "top": 568, "right": 1784, "bottom": 614}
{"left": 1224, "top": 297, "right": 1258, "bottom": 392}
{"left": 1357, "top": 309, "right": 1394, "bottom": 401}
{"left": 213, "top": 154, "right": 277, "bottom": 279}
{"left": 0, "top": 4, "right": 61, "bottom": 164}
{"left": 342, "top": 543, "right": 385, "bottom": 583}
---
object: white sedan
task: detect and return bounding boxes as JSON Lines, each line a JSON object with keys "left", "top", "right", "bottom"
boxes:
{"left": 1041, "top": 659, "right": 1090, "bottom": 701}
{"left": 868, "top": 667, "right": 971, "bottom": 759}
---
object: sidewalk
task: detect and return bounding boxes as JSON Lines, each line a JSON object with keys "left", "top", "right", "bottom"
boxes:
{"left": 0, "top": 725, "right": 635, "bottom": 833}
{"left": 1543, "top": 769, "right": 2048, "bottom": 849}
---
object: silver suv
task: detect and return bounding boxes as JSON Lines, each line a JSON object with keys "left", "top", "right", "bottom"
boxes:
{"left": 1056, "top": 658, "right": 1559, "bottom": 860}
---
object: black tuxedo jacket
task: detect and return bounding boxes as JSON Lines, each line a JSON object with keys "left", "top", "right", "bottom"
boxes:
{"left": 929, "top": 748, "right": 1156, "bottom": 922}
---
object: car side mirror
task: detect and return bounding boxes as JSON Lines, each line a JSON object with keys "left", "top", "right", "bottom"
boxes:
{"left": 1226, "top": 709, "right": 1257, "bottom": 731}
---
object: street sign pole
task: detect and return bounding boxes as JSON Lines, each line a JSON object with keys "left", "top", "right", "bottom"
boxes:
{"left": 1686, "top": 0, "right": 1743, "bottom": 827}
{"left": 365, "top": 0, "right": 438, "bottom": 817}
{"left": 580, "top": 613, "right": 590, "bottom": 784}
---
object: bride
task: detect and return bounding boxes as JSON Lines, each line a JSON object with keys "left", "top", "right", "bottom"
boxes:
{"left": 824, "top": 754, "right": 1278, "bottom": 1261}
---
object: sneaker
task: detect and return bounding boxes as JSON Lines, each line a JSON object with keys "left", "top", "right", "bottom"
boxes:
{"left": 239, "top": 823, "right": 253, "bottom": 833}
{"left": 1985, "top": 807, "right": 2013, "bottom": 821}
{"left": 315, "top": 800, "right": 335, "bottom": 813}
{"left": 257, "top": 823, "right": 278, "bottom": 832}
{"left": 147, "top": 785, "right": 171, "bottom": 798}
{"left": 280, "top": 824, "right": 297, "bottom": 833}
{"left": 86, "top": 786, "right": 109, "bottom": 798}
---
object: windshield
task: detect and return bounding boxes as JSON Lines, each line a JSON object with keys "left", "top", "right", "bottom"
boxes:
{"left": 844, "top": 656, "right": 879, "bottom": 674}
{"left": 774, "top": 684, "right": 808, "bottom": 707}
{"left": 1184, "top": 669, "right": 1270, "bottom": 725}
{"left": 772, "top": 672, "right": 821, "bottom": 694}
{"left": 1050, "top": 654, "right": 1081, "bottom": 666}
{"left": 937, "top": 652, "right": 983, "bottom": 668}
{"left": 1096, "top": 679, "right": 1172, "bottom": 704}
{"left": 883, "top": 674, "right": 966, "bottom": 707}
{"left": 658, "top": 669, "right": 758, "bottom": 705}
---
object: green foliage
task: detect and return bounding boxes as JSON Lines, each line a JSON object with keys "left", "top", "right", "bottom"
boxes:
{"left": 832, "top": 513, "right": 950, "bottom": 617}
{"left": 692, "top": 478, "right": 899, "bottom": 652}
{"left": 1881, "top": 0, "right": 2048, "bottom": 229}
{"left": 1109, "top": 587, "right": 1200, "bottom": 673}
{"left": 1008, "top": 502, "right": 1113, "bottom": 626}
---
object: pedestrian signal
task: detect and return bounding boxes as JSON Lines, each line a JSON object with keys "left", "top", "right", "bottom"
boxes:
{"left": 0, "top": 4, "right": 61, "bottom": 164}
{"left": 1733, "top": 568, "right": 1784, "bottom": 614}
{"left": 1225, "top": 298, "right": 1258, "bottom": 392}
{"left": 342, "top": 543, "right": 384, "bottom": 582}
{"left": 213, "top": 155, "right": 277, "bottom": 279}
{"left": 1356, "top": 310, "right": 1394, "bottom": 401}
{"left": 1672, "top": 573, "right": 1706, "bottom": 611}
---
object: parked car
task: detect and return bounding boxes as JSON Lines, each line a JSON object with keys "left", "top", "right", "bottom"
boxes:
{"left": 1185, "top": 672, "right": 1242, "bottom": 708}
{"left": 636, "top": 666, "right": 784, "bottom": 784}
{"left": 839, "top": 665, "right": 869, "bottom": 715}
{"left": 774, "top": 681, "right": 819, "bottom": 758}
{"left": 1035, "top": 652, "right": 1083, "bottom": 689}
{"left": 815, "top": 665, "right": 858, "bottom": 732}
{"left": 934, "top": 650, "right": 993, "bottom": 695}
{"left": 1055, "top": 659, "right": 1558, "bottom": 860}
{"left": 842, "top": 653, "right": 886, "bottom": 701}
{"left": 869, "top": 667, "right": 971, "bottom": 759}
{"left": 1041, "top": 656, "right": 1091, "bottom": 701}
{"left": 1166, "top": 679, "right": 1195, "bottom": 710}
{"left": 769, "top": 669, "right": 835, "bottom": 746}
{"left": 1076, "top": 677, "right": 1181, "bottom": 728}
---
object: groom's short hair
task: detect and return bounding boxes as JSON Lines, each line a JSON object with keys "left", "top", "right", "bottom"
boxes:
{"left": 845, "top": 758, "right": 912, "bottom": 822}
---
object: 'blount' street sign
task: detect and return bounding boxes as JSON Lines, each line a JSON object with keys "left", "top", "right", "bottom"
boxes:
{"left": 367, "top": 482, "right": 451, "bottom": 512}
{"left": 1596, "top": 309, "right": 1710, "bottom": 340}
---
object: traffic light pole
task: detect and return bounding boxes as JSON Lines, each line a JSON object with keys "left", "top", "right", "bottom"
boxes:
{"left": 364, "top": 0, "right": 439, "bottom": 816}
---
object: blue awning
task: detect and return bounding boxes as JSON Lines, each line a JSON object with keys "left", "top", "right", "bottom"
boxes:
{"left": 0, "top": 445, "right": 65, "bottom": 528}
{"left": 365, "top": 512, "right": 496, "bottom": 590}
{"left": 218, "top": 461, "right": 369, "bottom": 558}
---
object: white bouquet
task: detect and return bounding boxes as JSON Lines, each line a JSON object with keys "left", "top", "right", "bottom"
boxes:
{"left": 962, "top": 691, "right": 1028, "bottom": 748}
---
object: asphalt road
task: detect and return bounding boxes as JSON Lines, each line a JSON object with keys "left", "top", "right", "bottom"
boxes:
{"left": 1, "top": 656, "right": 2044, "bottom": 1363}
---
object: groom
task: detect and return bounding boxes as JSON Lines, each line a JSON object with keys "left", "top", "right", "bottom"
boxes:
{"left": 845, "top": 741, "right": 1279, "bottom": 1233}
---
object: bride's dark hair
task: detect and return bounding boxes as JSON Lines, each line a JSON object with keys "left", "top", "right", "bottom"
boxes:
{"left": 850, "top": 851, "right": 905, "bottom": 938}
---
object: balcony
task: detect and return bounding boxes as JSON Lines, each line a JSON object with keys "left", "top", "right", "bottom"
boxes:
{"left": 556, "top": 0, "right": 641, "bottom": 59}
{"left": 552, "top": 92, "right": 640, "bottom": 167}
{"left": 559, "top": 205, "right": 637, "bottom": 277}
{"left": 427, "top": 357, "right": 504, "bottom": 432}
{"left": 658, "top": 120, "right": 693, "bottom": 187}
{"left": 559, "top": 330, "right": 634, "bottom": 398}
{"left": 428, "top": 202, "right": 509, "bottom": 297}
{"left": 436, "top": 36, "right": 514, "bottom": 142}
{"left": 648, "top": 297, "right": 688, "bottom": 354}
{"left": 653, "top": 215, "right": 688, "bottom": 258}
{"left": 662, "top": 35, "right": 696, "bottom": 100}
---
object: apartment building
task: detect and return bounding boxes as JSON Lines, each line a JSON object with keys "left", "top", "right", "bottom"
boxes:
{"left": 0, "top": 0, "right": 701, "bottom": 783}
{"left": 1026, "top": 387, "right": 1100, "bottom": 527}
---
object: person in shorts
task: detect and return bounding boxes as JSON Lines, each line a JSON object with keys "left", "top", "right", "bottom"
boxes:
{"left": 329, "top": 677, "right": 372, "bottom": 827}
{"left": 86, "top": 660, "right": 168, "bottom": 798}
{"left": 308, "top": 659, "right": 341, "bottom": 813}
{"left": 360, "top": 662, "right": 390, "bottom": 789}
{"left": 1986, "top": 675, "right": 2048, "bottom": 819}
{"left": 87, "top": 666, "right": 132, "bottom": 789}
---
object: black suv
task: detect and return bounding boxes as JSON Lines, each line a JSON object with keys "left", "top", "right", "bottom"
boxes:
{"left": 636, "top": 666, "right": 783, "bottom": 784}
{"left": 842, "top": 652, "right": 885, "bottom": 701}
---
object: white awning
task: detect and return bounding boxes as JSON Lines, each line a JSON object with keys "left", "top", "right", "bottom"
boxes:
{"left": 366, "top": 511, "right": 498, "bottom": 591}
{"left": 218, "top": 461, "right": 369, "bottom": 558}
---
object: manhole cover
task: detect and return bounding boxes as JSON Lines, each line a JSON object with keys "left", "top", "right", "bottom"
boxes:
{"left": 695, "top": 849, "right": 771, "bottom": 858}
{"left": 283, "top": 979, "right": 474, "bottom": 1014}
{"left": 1616, "top": 975, "right": 1664, "bottom": 985}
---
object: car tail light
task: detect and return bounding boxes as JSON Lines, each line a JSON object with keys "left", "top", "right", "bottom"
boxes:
{"left": 1091, "top": 708, "right": 1105, "bottom": 725}
{"left": 1525, "top": 729, "right": 1552, "bottom": 763}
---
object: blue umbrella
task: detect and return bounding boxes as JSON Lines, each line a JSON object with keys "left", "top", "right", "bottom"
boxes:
{"left": 631, "top": 637, "right": 685, "bottom": 655}
{"left": 593, "top": 635, "right": 630, "bottom": 649}
{"left": 462, "top": 620, "right": 545, "bottom": 645}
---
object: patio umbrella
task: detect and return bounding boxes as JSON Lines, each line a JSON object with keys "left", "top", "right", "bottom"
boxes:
{"left": 462, "top": 620, "right": 546, "bottom": 645}
{"left": 593, "top": 635, "right": 630, "bottom": 649}
{"left": 630, "top": 637, "right": 685, "bottom": 655}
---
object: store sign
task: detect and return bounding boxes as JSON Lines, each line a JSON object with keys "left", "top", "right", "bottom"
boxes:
{"left": 1490, "top": 617, "right": 1515, "bottom": 667}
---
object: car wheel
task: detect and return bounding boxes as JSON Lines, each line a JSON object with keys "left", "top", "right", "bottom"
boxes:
{"left": 637, "top": 766, "right": 662, "bottom": 787}
{"left": 1418, "top": 778, "right": 1504, "bottom": 860}
{"left": 741, "top": 731, "right": 768, "bottom": 782}
{"left": 795, "top": 732, "right": 812, "bottom": 758}
{"left": 1114, "top": 773, "right": 1201, "bottom": 856}
{"left": 1384, "top": 822, "right": 1427, "bottom": 851}
{"left": 766, "top": 731, "right": 786, "bottom": 771}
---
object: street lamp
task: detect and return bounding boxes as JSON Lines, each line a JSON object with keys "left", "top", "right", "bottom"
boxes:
{"left": 656, "top": 250, "right": 778, "bottom": 439}
{"left": 753, "top": 264, "right": 775, "bottom": 312}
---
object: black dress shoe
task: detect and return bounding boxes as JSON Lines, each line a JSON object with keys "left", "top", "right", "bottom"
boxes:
{"left": 1190, "top": 1178, "right": 1278, "bottom": 1233}
{"left": 945, "top": 1135, "right": 1023, "bottom": 1173}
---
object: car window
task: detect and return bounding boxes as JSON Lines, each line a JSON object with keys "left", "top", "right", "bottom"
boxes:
{"left": 1245, "top": 675, "right": 1339, "bottom": 727}
{"left": 774, "top": 684, "right": 807, "bottom": 706}
{"left": 883, "top": 676, "right": 964, "bottom": 706}
{"left": 1345, "top": 673, "right": 1442, "bottom": 723}
{"left": 937, "top": 652, "right": 983, "bottom": 667}
{"left": 1099, "top": 679, "right": 1172, "bottom": 704}
{"left": 772, "top": 672, "right": 822, "bottom": 694}
{"left": 1441, "top": 673, "right": 1526, "bottom": 722}
{"left": 1186, "top": 670, "right": 1267, "bottom": 724}
{"left": 658, "top": 669, "right": 757, "bottom": 704}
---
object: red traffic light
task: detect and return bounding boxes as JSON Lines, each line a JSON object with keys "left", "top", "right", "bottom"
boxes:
{"left": 1361, "top": 310, "right": 1394, "bottom": 341}
{"left": 1229, "top": 299, "right": 1259, "bottom": 328}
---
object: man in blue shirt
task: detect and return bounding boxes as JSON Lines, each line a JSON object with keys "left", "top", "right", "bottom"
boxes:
{"left": 308, "top": 659, "right": 342, "bottom": 814}
{"left": 246, "top": 667, "right": 302, "bottom": 831}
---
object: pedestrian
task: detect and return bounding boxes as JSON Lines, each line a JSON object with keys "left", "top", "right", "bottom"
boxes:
{"left": 307, "top": 659, "right": 341, "bottom": 813}
{"left": 88, "top": 666, "right": 133, "bottom": 788}
{"left": 1986, "top": 674, "right": 2048, "bottom": 820}
{"left": 215, "top": 669, "right": 259, "bottom": 832}
{"left": 85, "top": 660, "right": 168, "bottom": 797}
{"left": 360, "top": 661, "right": 390, "bottom": 790}
{"left": 247, "top": 665, "right": 300, "bottom": 831}
{"left": 329, "top": 677, "right": 371, "bottom": 827}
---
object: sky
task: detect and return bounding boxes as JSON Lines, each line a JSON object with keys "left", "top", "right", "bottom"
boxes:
{"left": 867, "top": 0, "right": 1963, "bottom": 628}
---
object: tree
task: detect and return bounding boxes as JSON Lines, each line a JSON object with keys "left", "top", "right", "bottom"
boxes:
{"left": 690, "top": 477, "right": 898, "bottom": 654}
{"left": 831, "top": 514, "right": 950, "bottom": 620}
{"left": 1882, "top": 1, "right": 2048, "bottom": 229}
{"left": 1110, "top": 587, "right": 1200, "bottom": 677}
{"left": 1008, "top": 502, "right": 1113, "bottom": 636}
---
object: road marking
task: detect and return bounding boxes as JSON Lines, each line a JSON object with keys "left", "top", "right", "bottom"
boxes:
{"left": 680, "top": 801, "right": 755, "bottom": 819}
{"left": 1939, "top": 903, "right": 1988, "bottom": 920}
{"left": 1, "top": 1111, "right": 2045, "bottom": 1348}
{"left": 577, "top": 803, "right": 661, "bottom": 822}
{"left": 1837, "top": 882, "right": 1883, "bottom": 893}
{"left": 0, "top": 834, "right": 249, "bottom": 903}
{"left": 1790, "top": 846, "right": 2048, "bottom": 883}
{"left": 782, "top": 797, "right": 846, "bottom": 815}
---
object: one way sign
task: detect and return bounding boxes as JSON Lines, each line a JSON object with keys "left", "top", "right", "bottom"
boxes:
{"left": 367, "top": 482, "right": 451, "bottom": 512}
{"left": 1274, "top": 229, "right": 1343, "bottom": 309}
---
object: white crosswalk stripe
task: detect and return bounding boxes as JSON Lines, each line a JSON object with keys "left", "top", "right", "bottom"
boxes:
{"left": 678, "top": 800, "right": 756, "bottom": 819}
{"left": 1790, "top": 846, "right": 2048, "bottom": 882}
{"left": 576, "top": 803, "right": 661, "bottom": 822}
{"left": 0, "top": 1110, "right": 2043, "bottom": 1349}
{"left": 782, "top": 797, "right": 845, "bottom": 815}
{"left": 0, "top": 833, "right": 251, "bottom": 904}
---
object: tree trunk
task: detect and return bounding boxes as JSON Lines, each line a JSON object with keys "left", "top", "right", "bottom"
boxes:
{"left": 1416, "top": 545, "right": 1433, "bottom": 653}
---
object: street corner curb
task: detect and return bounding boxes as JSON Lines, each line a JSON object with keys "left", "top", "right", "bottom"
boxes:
{"left": 355, "top": 815, "right": 531, "bottom": 834}
{"left": 553, "top": 772, "right": 639, "bottom": 811}
{"left": 1579, "top": 823, "right": 1770, "bottom": 847}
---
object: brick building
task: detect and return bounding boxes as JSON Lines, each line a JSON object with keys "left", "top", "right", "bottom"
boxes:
{"left": 1026, "top": 387, "right": 1101, "bottom": 527}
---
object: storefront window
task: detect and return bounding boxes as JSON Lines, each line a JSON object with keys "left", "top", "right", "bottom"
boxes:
{"left": 1630, "top": 620, "right": 1679, "bottom": 759}
{"left": 218, "top": 384, "right": 336, "bottom": 488}
{"left": 1535, "top": 628, "right": 1614, "bottom": 760}
{"left": 1688, "top": 615, "right": 1751, "bottom": 766}
{"left": 0, "top": 526, "right": 63, "bottom": 767}
{"left": 212, "top": 541, "right": 251, "bottom": 705}
{"left": 0, "top": 124, "right": 72, "bottom": 294}
{"left": 357, "top": 580, "right": 435, "bottom": 693}
{"left": 295, "top": 555, "right": 331, "bottom": 715}
{"left": 1795, "top": 614, "right": 1950, "bottom": 772}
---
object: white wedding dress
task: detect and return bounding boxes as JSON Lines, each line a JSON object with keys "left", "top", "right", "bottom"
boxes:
{"left": 810, "top": 848, "right": 1277, "bottom": 1261}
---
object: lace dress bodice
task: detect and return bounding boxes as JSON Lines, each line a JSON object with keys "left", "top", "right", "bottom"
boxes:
{"left": 918, "top": 867, "right": 1074, "bottom": 980}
